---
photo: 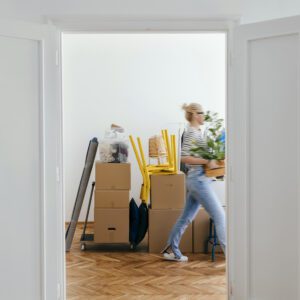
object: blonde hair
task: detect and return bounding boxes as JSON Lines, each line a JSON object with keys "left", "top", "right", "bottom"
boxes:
{"left": 182, "top": 103, "right": 203, "bottom": 122}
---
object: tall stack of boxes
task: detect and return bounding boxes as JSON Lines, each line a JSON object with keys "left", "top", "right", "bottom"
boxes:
{"left": 94, "top": 162, "right": 131, "bottom": 244}
{"left": 148, "top": 172, "right": 193, "bottom": 253}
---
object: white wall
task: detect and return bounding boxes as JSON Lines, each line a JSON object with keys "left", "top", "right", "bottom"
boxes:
{"left": 2, "top": 0, "right": 300, "bottom": 28}
{"left": 62, "top": 33, "right": 226, "bottom": 221}
{"left": 46, "top": 0, "right": 240, "bottom": 16}
{"left": 240, "top": 0, "right": 300, "bottom": 23}
{"left": 0, "top": 0, "right": 240, "bottom": 22}
{"left": 2, "top": 0, "right": 300, "bottom": 29}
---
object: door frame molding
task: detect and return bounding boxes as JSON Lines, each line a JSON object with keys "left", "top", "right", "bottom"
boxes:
{"left": 0, "top": 19, "right": 63, "bottom": 300}
{"left": 53, "top": 16, "right": 239, "bottom": 300}
{"left": 232, "top": 15, "right": 300, "bottom": 299}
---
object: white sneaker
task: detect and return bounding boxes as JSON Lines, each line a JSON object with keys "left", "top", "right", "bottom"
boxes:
{"left": 163, "top": 252, "right": 188, "bottom": 262}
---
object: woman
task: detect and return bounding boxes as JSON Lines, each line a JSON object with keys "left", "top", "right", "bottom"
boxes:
{"left": 162, "top": 103, "right": 226, "bottom": 262}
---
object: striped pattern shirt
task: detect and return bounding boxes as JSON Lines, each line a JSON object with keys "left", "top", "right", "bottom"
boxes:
{"left": 181, "top": 126, "right": 207, "bottom": 159}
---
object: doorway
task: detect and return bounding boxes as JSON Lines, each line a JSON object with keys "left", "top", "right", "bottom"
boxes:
{"left": 62, "top": 32, "right": 227, "bottom": 299}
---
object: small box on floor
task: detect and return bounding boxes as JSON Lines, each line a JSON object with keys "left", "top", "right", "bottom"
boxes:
{"left": 148, "top": 209, "right": 192, "bottom": 253}
{"left": 150, "top": 172, "right": 186, "bottom": 209}
{"left": 95, "top": 162, "right": 131, "bottom": 190}
{"left": 94, "top": 208, "right": 129, "bottom": 243}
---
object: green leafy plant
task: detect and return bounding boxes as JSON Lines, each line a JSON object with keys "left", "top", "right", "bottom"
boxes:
{"left": 190, "top": 111, "right": 225, "bottom": 160}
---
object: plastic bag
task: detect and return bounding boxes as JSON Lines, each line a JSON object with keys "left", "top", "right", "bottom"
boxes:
{"left": 99, "top": 125, "right": 129, "bottom": 163}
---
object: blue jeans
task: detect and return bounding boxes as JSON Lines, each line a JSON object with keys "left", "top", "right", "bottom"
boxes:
{"left": 167, "top": 166, "right": 226, "bottom": 258}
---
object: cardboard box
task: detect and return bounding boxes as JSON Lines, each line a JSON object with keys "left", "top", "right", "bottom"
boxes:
{"left": 193, "top": 208, "right": 223, "bottom": 253}
{"left": 94, "top": 190, "right": 129, "bottom": 208}
{"left": 150, "top": 172, "right": 185, "bottom": 209}
{"left": 94, "top": 208, "right": 129, "bottom": 243}
{"left": 95, "top": 162, "right": 131, "bottom": 190}
{"left": 193, "top": 208, "right": 210, "bottom": 253}
{"left": 148, "top": 209, "right": 192, "bottom": 253}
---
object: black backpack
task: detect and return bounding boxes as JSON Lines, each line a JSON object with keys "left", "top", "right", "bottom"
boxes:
{"left": 180, "top": 131, "right": 188, "bottom": 174}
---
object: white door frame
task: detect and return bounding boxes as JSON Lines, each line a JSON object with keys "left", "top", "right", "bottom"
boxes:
{"left": 230, "top": 16, "right": 300, "bottom": 300}
{"left": 52, "top": 16, "right": 239, "bottom": 300}
{"left": 7, "top": 15, "right": 300, "bottom": 300}
{"left": 0, "top": 19, "right": 64, "bottom": 300}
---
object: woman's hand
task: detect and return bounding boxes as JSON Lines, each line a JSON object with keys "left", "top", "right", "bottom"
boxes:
{"left": 207, "top": 159, "right": 221, "bottom": 169}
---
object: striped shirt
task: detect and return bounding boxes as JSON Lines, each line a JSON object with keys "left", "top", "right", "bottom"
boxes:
{"left": 181, "top": 126, "right": 207, "bottom": 162}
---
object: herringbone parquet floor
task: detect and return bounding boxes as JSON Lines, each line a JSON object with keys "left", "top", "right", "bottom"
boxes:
{"left": 66, "top": 223, "right": 227, "bottom": 300}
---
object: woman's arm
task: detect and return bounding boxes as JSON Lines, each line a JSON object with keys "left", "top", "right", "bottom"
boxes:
{"left": 181, "top": 156, "right": 220, "bottom": 169}
{"left": 181, "top": 156, "right": 209, "bottom": 165}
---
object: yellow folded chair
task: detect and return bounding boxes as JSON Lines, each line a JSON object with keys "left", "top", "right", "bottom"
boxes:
{"left": 129, "top": 129, "right": 178, "bottom": 204}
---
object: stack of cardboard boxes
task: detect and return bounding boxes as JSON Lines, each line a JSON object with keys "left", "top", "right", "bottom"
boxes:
{"left": 93, "top": 161, "right": 223, "bottom": 253}
{"left": 148, "top": 172, "right": 224, "bottom": 254}
{"left": 94, "top": 162, "right": 131, "bottom": 244}
{"left": 148, "top": 172, "right": 193, "bottom": 253}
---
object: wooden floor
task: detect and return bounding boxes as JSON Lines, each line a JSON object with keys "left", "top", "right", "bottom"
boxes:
{"left": 66, "top": 224, "right": 227, "bottom": 300}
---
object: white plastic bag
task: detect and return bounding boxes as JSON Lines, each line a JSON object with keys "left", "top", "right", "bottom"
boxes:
{"left": 99, "top": 125, "right": 129, "bottom": 163}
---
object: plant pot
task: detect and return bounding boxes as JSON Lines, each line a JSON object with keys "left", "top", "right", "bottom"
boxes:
{"left": 205, "top": 160, "right": 225, "bottom": 178}
{"left": 205, "top": 167, "right": 225, "bottom": 178}
{"left": 215, "top": 159, "right": 225, "bottom": 168}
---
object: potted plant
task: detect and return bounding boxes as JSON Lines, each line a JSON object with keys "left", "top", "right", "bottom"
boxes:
{"left": 191, "top": 111, "right": 225, "bottom": 177}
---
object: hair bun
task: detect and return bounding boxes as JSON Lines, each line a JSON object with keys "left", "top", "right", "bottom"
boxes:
{"left": 182, "top": 102, "right": 203, "bottom": 116}
{"left": 182, "top": 103, "right": 188, "bottom": 111}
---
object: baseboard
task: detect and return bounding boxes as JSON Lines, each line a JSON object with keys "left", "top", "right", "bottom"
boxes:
{"left": 65, "top": 221, "right": 94, "bottom": 225}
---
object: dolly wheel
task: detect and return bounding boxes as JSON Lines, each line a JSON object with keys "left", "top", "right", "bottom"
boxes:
{"left": 81, "top": 243, "right": 86, "bottom": 251}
